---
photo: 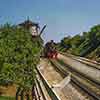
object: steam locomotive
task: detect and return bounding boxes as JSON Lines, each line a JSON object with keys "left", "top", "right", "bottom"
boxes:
{"left": 43, "top": 40, "right": 58, "bottom": 59}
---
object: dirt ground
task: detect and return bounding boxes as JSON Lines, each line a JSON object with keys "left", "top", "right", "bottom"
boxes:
{"left": 0, "top": 84, "right": 16, "bottom": 97}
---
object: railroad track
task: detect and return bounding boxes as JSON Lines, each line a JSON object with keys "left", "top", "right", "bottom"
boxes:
{"left": 50, "top": 59, "right": 100, "bottom": 100}
{"left": 60, "top": 52, "right": 100, "bottom": 70}
{"left": 58, "top": 53, "right": 100, "bottom": 85}
{"left": 77, "top": 57, "right": 100, "bottom": 69}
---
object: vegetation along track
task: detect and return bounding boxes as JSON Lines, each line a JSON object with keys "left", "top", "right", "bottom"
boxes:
{"left": 50, "top": 59, "right": 100, "bottom": 100}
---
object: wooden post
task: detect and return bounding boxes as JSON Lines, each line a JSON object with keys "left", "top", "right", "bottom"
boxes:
{"left": 16, "top": 87, "right": 21, "bottom": 100}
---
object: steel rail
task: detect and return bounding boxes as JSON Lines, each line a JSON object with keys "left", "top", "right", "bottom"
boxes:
{"left": 50, "top": 59, "right": 100, "bottom": 100}
{"left": 60, "top": 52, "right": 100, "bottom": 70}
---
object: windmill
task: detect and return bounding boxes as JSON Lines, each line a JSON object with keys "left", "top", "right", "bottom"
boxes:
{"left": 18, "top": 18, "right": 46, "bottom": 37}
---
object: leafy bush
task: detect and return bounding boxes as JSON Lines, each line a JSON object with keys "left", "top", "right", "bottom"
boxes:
{"left": 0, "top": 23, "right": 43, "bottom": 90}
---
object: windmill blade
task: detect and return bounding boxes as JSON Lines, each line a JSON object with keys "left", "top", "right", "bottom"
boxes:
{"left": 39, "top": 25, "right": 46, "bottom": 36}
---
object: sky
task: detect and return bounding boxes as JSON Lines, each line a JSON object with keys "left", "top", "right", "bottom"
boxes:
{"left": 0, "top": 0, "right": 100, "bottom": 43}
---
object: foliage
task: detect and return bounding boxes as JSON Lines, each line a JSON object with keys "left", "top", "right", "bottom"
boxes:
{"left": 60, "top": 36, "right": 71, "bottom": 49}
{"left": 70, "top": 35, "right": 84, "bottom": 48}
{"left": 0, "top": 96, "right": 15, "bottom": 100}
{"left": 57, "top": 24, "right": 100, "bottom": 61}
{"left": 0, "top": 23, "right": 43, "bottom": 90}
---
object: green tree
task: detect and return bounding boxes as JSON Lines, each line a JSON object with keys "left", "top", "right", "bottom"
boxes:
{"left": 0, "top": 23, "right": 43, "bottom": 99}
{"left": 70, "top": 34, "right": 84, "bottom": 48}
{"left": 61, "top": 36, "right": 71, "bottom": 49}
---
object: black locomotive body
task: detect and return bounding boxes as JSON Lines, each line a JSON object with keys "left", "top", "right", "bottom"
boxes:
{"left": 44, "top": 40, "right": 58, "bottom": 59}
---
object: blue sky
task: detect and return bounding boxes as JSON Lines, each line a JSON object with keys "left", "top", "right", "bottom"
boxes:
{"left": 0, "top": 0, "right": 100, "bottom": 42}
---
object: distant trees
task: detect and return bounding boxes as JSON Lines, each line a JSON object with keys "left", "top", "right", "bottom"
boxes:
{"left": 79, "top": 25, "right": 100, "bottom": 56}
{"left": 70, "top": 35, "right": 83, "bottom": 48}
{"left": 61, "top": 36, "right": 71, "bottom": 49}
{"left": 57, "top": 24, "right": 100, "bottom": 62}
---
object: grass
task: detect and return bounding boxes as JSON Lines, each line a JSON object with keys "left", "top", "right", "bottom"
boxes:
{"left": 0, "top": 96, "right": 15, "bottom": 100}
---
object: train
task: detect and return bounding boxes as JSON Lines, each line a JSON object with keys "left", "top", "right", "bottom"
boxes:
{"left": 43, "top": 40, "right": 58, "bottom": 59}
